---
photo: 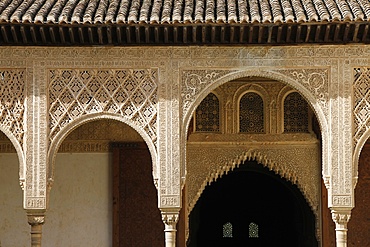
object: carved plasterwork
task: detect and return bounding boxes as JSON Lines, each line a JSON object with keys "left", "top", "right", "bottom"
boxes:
{"left": 0, "top": 69, "right": 25, "bottom": 147}
{"left": 274, "top": 69, "right": 329, "bottom": 114}
{"left": 49, "top": 69, "right": 158, "bottom": 146}
{"left": 0, "top": 45, "right": 366, "bottom": 218}
{"left": 353, "top": 68, "right": 370, "bottom": 154}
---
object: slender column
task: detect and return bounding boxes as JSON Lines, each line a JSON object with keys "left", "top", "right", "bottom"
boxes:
{"left": 161, "top": 211, "right": 179, "bottom": 247}
{"left": 331, "top": 208, "right": 351, "bottom": 247}
{"left": 27, "top": 211, "right": 45, "bottom": 247}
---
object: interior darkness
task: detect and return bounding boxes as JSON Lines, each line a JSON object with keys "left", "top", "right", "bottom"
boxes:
{"left": 188, "top": 161, "right": 318, "bottom": 247}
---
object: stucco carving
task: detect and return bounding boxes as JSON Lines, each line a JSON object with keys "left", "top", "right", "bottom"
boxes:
{"left": 353, "top": 67, "right": 370, "bottom": 150}
{"left": 49, "top": 69, "right": 158, "bottom": 146}
{"left": 275, "top": 68, "right": 329, "bottom": 114}
{"left": 181, "top": 69, "right": 237, "bottom": 119}
{"left": 0, "top": 69, "right": 25, "bottom": 147}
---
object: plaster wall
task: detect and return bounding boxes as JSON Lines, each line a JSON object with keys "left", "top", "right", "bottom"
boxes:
{"left": 43, "top": 153, "right": 112, "bottom": 247}
{"left": 0, "top": 154, "right": 28, "bottom": 247}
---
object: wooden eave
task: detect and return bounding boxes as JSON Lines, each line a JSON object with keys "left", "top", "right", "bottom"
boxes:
{"left": 0, "top": 21, "right": 369, "bottom": 46}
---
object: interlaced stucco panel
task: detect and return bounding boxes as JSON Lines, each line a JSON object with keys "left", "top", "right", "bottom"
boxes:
{"left": 48, "top": 69, "right": 158, "bottom": 147}
{"left": 354, "top": 67, "right": 370, "bottom": 150}
{"left": 0, "top": 69, "right": 25, "bottom": 148}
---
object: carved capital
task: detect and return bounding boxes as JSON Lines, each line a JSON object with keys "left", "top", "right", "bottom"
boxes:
{"left": 331, "top": 209, "right": 351, "bottom": 228}
{"left": 27, "top": 211, "right": 46, "bottom": 226}
{"left": 27, "top": 215, "right": 45, "bottom": 226}
{"left": 161, "top": 211, "right": 179, "bottom": 227}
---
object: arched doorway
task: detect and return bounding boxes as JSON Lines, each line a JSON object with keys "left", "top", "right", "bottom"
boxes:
{"left": 44, "top": 119, "right": 163, "bottom": 246}
{"left": 188, "top": 161, "right": 317, "bottom": 247}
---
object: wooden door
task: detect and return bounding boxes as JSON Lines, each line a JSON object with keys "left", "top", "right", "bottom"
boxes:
{"left": 112, "top": 143, "right": 164, "bottom": 247}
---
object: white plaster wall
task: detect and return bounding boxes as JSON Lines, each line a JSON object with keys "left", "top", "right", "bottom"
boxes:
{"left": 0, "top": 153, "right": 29, "bottom": 247}
{"left": 43, "top": 153, "right": 112, "bottom": 247}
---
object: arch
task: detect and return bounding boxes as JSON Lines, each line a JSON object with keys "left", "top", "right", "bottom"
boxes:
{"left": 47, "top": 113, "right": 158, "bottom": 188}
{"left": 0, "top": 126, "right": 25, "bottom": 188}
{"left": 188, "top": 150, "right": 316, "bottom": 216}
{"left": 182, "top": 69, "right": 328, "bottom": 184}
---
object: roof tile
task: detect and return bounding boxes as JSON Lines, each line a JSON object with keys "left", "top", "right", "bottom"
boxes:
{"left": 0, "top": 0, "right": 369, "bottom": 25}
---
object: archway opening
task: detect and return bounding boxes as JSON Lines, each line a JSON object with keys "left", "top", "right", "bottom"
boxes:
{"left": 0, "top": 132, "right": 28, "bottom": 246}
{"left": 184, "top": 76, "right": 324, "bottom": 246}
{"left": 43, "top": 119, "right": 163, "bottom": 246}
{"left": 188, "top": 161, "right": 318, "bottom": 247}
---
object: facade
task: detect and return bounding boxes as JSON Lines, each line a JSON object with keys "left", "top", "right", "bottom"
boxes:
{"left": 0, "top": 0, "right": 370, "bottom": 247}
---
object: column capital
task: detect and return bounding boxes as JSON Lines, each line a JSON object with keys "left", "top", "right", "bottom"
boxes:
{"left": 27, "top": 210, "right": 46, "bottom": 226}
{"left": 331, "top": 208, "right": 351, "bottom": 227}
{"left": 161, "top": 210, "right": 180, "bottom": 226}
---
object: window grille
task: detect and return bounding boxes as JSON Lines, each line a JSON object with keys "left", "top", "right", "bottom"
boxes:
{"left": 223, "top": 222, "right": 233, "bottom": 238}
{"left": 239, "top": 92, "right": 264, "bottom": 133}
{"left": 195, "top": 93, "right": 220, "bottom": 132}
{"left": 284, "top": 92, "right": 309, "bottom": 132}
{"left": 249, "top": 222, "right": 259, "bottom": 238}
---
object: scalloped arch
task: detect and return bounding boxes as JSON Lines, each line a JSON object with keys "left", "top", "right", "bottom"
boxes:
{"left": 188, "top": 150, "right": 316, "bottom": 215}
{"left": 48, "top": 113, "right": 158, "bottom": 186}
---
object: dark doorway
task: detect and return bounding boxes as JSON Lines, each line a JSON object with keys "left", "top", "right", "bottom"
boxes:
{"left": 188, "top": 161, "right": 318, "bottom": 247}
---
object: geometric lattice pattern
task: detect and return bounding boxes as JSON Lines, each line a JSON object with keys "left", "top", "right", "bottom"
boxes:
{"left": 49, "top": 69, "right": 157, "bottom": 144}
{"left": 249, "top": 222, "right": 259, "bottom": 238}
{"left": 195, "top": 93, "right": 220, "bottom": 132}
{"left": 284, "top": 92, "right": 309, "bottom": 133}
{"left": 223, "top": 222, "right": 233, "bottom": 238}
{"left": 0, "top": 69, "right": 25, "bottom": 147}
{"left": 354, "top": 68, "right": 370, "bottom": 146}
{"left": 239, "top": 92, "right": 264, "bottom": 133}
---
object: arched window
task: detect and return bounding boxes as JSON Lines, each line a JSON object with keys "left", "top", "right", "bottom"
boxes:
{"left": 223, "top": 222, "right": 233, "bottom": 238}
{"left": 239, "top": 92, "right": 264, "bottom": 133}
{"left": 195, "top": 93, "right": 220, "bottom": 132}
{"left": 284, "top": 92, "right": 309, "bottom": 133}
{"left": 249, "top": 222, "right": 259, "bottom": 238}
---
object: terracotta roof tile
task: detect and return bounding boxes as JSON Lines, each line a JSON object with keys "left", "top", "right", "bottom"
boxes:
{"left": 0, "top": 0, "right": 369, "bottom": 25}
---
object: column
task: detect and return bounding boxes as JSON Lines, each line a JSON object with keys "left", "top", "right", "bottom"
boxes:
{"left": 162, "top": 211, "right": 180, "bottom": 247}
{"left": 27, "top": 211, "right": 45, "bottom": 247}
{"left": 331, "top": 209, "right": 351, "bottom": 247}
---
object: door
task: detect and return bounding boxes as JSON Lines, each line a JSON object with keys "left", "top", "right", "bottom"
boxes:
{"left": 112, "top": 142, "right": 164, "bottom": 247}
